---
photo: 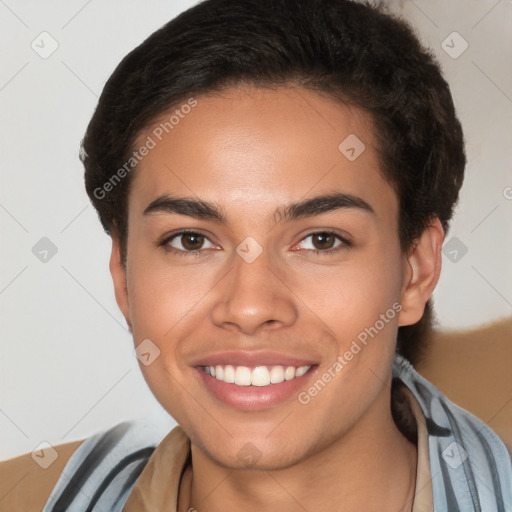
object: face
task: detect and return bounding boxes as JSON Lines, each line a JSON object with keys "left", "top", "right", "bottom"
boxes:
{"left": 111, "top": 85, "right": 436, "bottom": 470}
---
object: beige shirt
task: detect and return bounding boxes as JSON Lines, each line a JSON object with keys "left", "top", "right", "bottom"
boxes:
{"left": 0, "top": 390, "right": 433, "bottom": 512}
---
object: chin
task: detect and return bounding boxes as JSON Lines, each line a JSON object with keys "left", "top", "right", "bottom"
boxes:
{"left": 191, "top": 428, "right": 316, "bottom": 471}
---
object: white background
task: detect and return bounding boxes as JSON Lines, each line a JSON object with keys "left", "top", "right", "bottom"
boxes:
{"left": 0, "top": 0, "right": 511, "bottom": 460}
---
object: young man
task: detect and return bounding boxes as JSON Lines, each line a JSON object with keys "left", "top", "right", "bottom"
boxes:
{"left": 1, "top": 0, "right": 511, "bottom": 510}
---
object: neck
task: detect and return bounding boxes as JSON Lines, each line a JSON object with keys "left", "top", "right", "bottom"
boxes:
{"left": 179, "top": 387, "right": 417, "bottom": 512}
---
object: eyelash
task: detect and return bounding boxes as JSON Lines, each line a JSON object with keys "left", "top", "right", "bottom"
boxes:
{"left": 158, "top": 230, "right": 352, "bottom": 257}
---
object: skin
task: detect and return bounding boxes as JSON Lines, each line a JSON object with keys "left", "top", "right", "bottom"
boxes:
{"left": 110, "top": 85, "right": 444, "bottom": 511}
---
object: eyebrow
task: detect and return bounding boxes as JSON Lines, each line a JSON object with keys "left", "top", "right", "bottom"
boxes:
{"left": 143, "top": 192, "right": 375, "bottom": 225}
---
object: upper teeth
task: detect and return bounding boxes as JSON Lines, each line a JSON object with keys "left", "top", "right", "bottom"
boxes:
{"left": 203, "top": 364, "right": 311, "bottom": 386}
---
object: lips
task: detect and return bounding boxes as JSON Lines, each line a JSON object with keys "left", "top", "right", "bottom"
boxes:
{"left": 190, "top": 350, "right": 316, "bottom": 368}
{"left": 192, "top": 351, "right": 318, "bottom": 410}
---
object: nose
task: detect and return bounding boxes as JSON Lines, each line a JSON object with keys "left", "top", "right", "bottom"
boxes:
{"left": 210, "top": 249, "right": 298, "bottom": 335}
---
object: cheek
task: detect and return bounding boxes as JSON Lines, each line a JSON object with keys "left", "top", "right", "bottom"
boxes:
{"left": 291, "top": 249, "right": 404, "bottom": 342}
{"left": 125, "top": 258, "right": 212, "bottom": 420}
{"left": 127, "top": 262, "right": 213, "bottom": 342}
{"left": 127, "top": 230, "right": 205, "bottom": 314}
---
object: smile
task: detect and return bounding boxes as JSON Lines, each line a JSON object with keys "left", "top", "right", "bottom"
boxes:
{"left": 201, "top": 364, "right": 312, "bottom": 386}
{"left": 196, "top": 361, "right": 317, "bottom": 410}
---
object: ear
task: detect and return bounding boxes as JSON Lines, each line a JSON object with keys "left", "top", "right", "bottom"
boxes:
{"left": 398, "top": 218, "right": 444, "bottom": 327}
{"left": 109, "top": 234, "right": 132, "bottom": 332}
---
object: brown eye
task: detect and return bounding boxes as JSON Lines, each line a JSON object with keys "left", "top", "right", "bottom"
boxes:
{"left": 295, "top": 231, "right": 349, "bottom": 253}
{"left": 181, "top": 233, "right": 205, "bottom": 250}
{"left": 166, "top": 231, "right": 216, "bottom": 253}
{"left": 311, "top": 233, "right": 336, "bottom": 250}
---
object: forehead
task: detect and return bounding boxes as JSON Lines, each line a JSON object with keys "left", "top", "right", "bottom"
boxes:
{"left": 129, "top": 85, "right": 397, "bottom": 226}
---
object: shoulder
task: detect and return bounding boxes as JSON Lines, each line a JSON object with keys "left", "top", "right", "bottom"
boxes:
{"left": 394, "top": 351, "right": 512, "bottom": 511}
{"left": 0, "top": 439, "right": 83, "bottom": 512}
{"left": 42, "top": 412, "right": 175, "bottom": 512}
{"left": 417, "top": 316, "right": 512, "bottom": 452}
{"left": 0, "top": 411, "right": 175, "bottom": 512}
